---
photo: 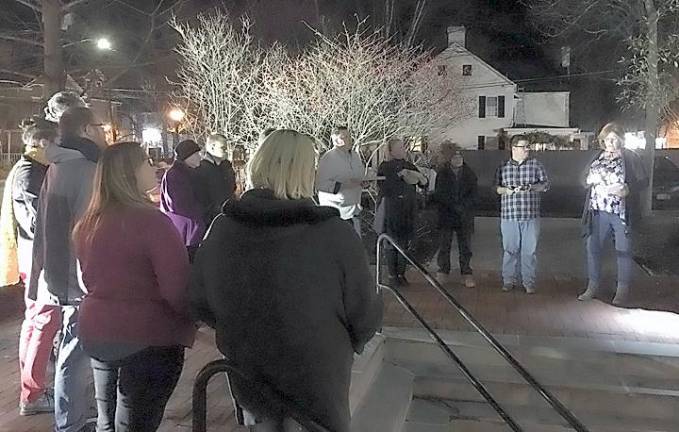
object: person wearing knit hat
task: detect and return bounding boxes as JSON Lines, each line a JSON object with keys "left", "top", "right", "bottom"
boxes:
{"left": 160, "top": 140, "right": 205, "bottom": 261}
{"left": 174, "top": 139, "right": 201, "bottom": 163}
{"left": 44, "top": 91, "right": 87, "bottom": 123}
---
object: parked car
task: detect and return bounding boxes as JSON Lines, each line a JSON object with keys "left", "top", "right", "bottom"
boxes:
{"left": 653, "top": 155, "right": 679, "bottom": 209}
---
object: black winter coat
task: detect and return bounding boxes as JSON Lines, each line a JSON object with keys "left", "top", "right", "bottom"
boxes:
{"left": 190, "top": 189, "right": 383, "bottom": 432}
{"left": 432, "top": 163, "right": 478, "bottom": 229}
{"left": 12, "top": 155, "right": 47, "bottom": 242}
{"left": 377, "top": 159, "right": 421, "bottom": 237}
{"left": 195, "top": 154, "right": 237, "bottom": 225}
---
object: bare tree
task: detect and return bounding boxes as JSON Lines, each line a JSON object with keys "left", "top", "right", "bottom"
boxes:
{"left": 524, "top": 0, "right": 679, "bottom": 215}
{"left": 172, "top": 12, "right": 271, "bottom": 146}
{"left": 172, "top": 12, "right": 472, "bottom": 152}
{"left": 1, "top": 0, "right": 183, "bottom": 96}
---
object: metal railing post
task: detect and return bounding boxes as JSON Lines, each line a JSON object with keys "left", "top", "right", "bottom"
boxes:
{"left": 376, "top": 233, "right": 589, "bottom": 432}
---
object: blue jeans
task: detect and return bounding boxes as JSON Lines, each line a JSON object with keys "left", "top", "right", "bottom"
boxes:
{"left": 54, "top": 305, "right": 92, "bottom": 432}
{"left": 586, "top": 211, "right": 632, "bottom": 289}
{"left": 501, "top": 219, "right": 540, "bottom": 288}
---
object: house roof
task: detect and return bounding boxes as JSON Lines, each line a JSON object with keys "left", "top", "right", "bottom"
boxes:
{"left": 437, "top": 43, "right": 515, "bottom": 87}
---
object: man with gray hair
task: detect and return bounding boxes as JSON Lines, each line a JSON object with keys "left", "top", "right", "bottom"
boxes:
{"left": 196, "top": 134, "right": 236, "bottom": 225}
{"left": 44, "top": 91, "right": 87, "bottom": 123}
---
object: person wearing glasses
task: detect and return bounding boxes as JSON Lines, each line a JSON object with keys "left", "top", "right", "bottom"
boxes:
{"left": 28, "top": 107, "right": 108, "bottom": 432}
{"left": 578, "top": 122, "right": 647, "bottom": 305}
{"left": 494, "top": 135, "right": 550, "bottom": 294}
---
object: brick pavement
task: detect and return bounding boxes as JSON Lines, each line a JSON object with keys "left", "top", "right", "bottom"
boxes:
{"left": 1, "top": 267, "right": 678, "bottom": 431}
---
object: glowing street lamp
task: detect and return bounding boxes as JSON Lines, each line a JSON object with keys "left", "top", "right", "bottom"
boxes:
{"left": 168, "top": 108, "right": 186, "bottom": 123}
{"left": 96, "top": 37, "right": 113, "bottom": 51}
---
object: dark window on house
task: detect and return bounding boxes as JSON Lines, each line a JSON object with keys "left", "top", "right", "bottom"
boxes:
{"left": 462, "top": 64, "right": 472, "bottom": 76}
{"left": 437, "top": 65, "right": 446, "bottom": 76}
{"left": 478, "top": 136, "right": 486, "bottom": 150}
{"left": 479, "top": 95, "right": 505, "bottom": 118}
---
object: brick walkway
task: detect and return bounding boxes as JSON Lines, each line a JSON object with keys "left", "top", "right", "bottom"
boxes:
{"left": 1, "top": 269, "right": 679, "bottom": 431}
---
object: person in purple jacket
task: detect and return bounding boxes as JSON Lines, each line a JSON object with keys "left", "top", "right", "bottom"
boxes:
{"left": 160, "top": 140, "right": 206, "bottom": 261}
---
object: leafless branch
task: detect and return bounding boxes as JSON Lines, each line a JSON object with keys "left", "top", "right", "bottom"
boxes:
{"left": 12, "top": 0, "right": 40, "bottom": 13}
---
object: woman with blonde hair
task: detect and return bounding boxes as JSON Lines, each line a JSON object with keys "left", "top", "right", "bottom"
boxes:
{"left": 191, "top": 129, "right": 382, "bottom": 432}
{"left": 74, "top": 142, "right": 195, "bottom": 432}
{"left": 578, "top": 122, "right": 648, "bottom": 305}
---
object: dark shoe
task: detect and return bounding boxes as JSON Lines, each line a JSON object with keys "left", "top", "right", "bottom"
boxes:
{"left": 398, "top": 275, "right": 410, "bottom": 286}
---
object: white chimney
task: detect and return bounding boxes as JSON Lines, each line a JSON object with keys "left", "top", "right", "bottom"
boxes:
{"left": 447, "top": 26, "right": 466, "bottom": 48}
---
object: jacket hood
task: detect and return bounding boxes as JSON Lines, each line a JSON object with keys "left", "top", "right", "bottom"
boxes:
{"left": 47, "top": 136, "right": 101, "bottom": 164}
{"left": 223, "top": 189, "right": 339, "bottom": 226}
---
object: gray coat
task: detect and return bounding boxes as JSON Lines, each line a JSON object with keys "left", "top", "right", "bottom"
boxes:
{"left": 28, "top": 138, "right": 99, "bottom": 305}
{"left": 191, "top": 189, "right": 383, "bottom": 432}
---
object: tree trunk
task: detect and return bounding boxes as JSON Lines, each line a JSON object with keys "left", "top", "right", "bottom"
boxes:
{"left": 404, "top": 0, "right": 427, "bottom": 48}
{"left": 642, "top": 0, "right": 659, "bottom": 217}
{"left": 42, "top": 0, "right": 64, "bottom": 96}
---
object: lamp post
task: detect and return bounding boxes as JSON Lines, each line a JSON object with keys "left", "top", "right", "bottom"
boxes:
{"left": 167, "top": 108, "right": 185, "bottom": 156}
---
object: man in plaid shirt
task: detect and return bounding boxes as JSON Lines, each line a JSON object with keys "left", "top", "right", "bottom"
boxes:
{"left": 494, "top": 135, "right": 550, "bottom": 293}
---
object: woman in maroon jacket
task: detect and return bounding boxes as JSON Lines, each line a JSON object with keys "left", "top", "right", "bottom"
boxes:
{"left": 74, "top": 142, "right": 195, "bottom": 432}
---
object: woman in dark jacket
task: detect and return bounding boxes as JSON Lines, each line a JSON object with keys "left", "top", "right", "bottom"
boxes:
{"left": 432, "top": 146, "right": 478, "bottom": 288}
{"left": 376, "top": 137, "right": 428, "bottom": 286}
{"left": 578, "top": 122, "right": 648, "bottom": 305}
{"left": 191, "top": 130, "right": 383, "bottom": 432}
{"left": 160, "top": 139, "right": 206, "bottom": 260}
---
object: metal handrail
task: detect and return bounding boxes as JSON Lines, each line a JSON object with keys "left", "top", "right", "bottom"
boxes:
{"left": 377, "top": 233, "right": 589, "bottom": 432}
{"left": 193, "top": 359, "right": 333, "bottom": 432}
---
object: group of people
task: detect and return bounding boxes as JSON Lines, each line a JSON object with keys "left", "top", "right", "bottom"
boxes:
{"left": 0, "top": 95, "right": 382, "bottom": 432}
{"left": 370, "top": 123, "right": 646, "bottom": 307}
{"left": 0, "top": 85, "right": 646, "bottom": 432}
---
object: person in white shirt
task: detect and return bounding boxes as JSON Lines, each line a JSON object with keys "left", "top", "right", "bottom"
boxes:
{"left": 317, "top": 126, "right": 366, "bottom": 236}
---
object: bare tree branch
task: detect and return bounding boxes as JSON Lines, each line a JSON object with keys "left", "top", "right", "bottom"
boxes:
{"left": 0, "top": 33, "right": 43, "bottom": 47}
{"left": 12, "top": 0, "right": 41, "bottom": 13}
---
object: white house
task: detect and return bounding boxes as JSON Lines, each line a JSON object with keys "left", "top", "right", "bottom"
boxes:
{"left": 431, "top": 26, "right": 578, "bottom": 150}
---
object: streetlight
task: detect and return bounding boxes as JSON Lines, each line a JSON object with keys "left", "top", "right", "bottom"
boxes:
{"left": 168, "top": 108, "right": 185, "bottom": 123}
{"left": 167, "top": 108, "right": 186, "bottom": 156}
{"left": 96, "top": 37, "right": 113, "bottom": 51}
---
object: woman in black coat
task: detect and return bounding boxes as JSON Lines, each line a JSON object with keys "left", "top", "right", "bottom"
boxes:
{"left": 376, "top": 137, "right": 428, "bottom": 286}
{"left": 190, "top": 130, "right": 383, "bottom": 432}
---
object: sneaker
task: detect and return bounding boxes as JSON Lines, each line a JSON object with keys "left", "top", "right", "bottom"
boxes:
{"left": 502, "top": 283, "right": 513, "bottom": 292}
{"left": 19, "top": 392, "right": 54, "bottom": 416}
{"left": 612, "top": 285, "right": 629, "bottom": 306}
{"left": 524, "top": 285, "right": 536, "bottom": 295}
{"left": 462, "top": 274, "right": 476, "bottom": 289}
{"left": 577, "top": 283, "right": 598, "bottom": 301}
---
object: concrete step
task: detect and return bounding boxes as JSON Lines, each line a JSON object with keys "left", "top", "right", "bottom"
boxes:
{"left": 350, "top": 362, "right": 414, "bottom": 432}
{"left": 407, "top": 396, "right": 678, "bottom": 432}
{"left": 414, "top": 375, "right": 679, "bottom": 425}
{"left": 385, "top": 338, "right": 679, "bottom": 396}
{"left": 349, "top": 334, "right": 386, "bottom": 414}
